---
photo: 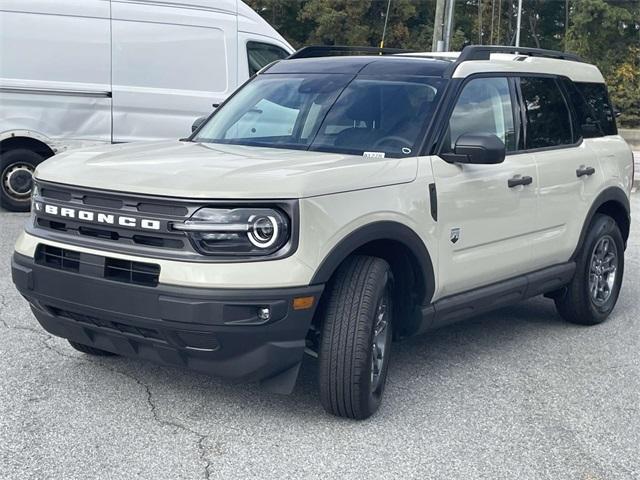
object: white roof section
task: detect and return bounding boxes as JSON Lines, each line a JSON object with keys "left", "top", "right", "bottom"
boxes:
{"left": 404, "top": 51, "right": 605, "bottom": 83}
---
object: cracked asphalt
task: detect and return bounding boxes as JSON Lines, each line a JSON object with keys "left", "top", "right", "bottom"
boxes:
{"left": 1, "top": 195, "right": 639, "bottom": 480}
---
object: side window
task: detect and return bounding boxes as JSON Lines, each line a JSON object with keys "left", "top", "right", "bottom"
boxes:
{"left": 247, "top": 42, "right": 289, "bottom": 76}
{"left": 575, "top": 82, "right": 617, "bottom": 136}
{"left": 560, "top": 78, "right": 603, "bottom": 139}
{"left": 445, "top": 77, "right": 517, "bottom": 152}
{"left": 520, "top": 77, "right": 573, "bottom": 149}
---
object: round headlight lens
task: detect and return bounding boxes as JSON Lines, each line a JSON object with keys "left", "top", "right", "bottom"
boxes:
{"left": 248, "top": 215, "right": 278, "bottom": 248}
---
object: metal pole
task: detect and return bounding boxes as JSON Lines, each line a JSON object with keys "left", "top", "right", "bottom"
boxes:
{"left": 444, "top": 0, "right": 455, "bottom": 51}
{"left": 515, "top": 0, "right": 523, "bottom": 47}
{"left": 432, "top": 0, "right": 446, "bottom": 51}
{"left": 380, "top": 0, "right": 392, "bottom": 49}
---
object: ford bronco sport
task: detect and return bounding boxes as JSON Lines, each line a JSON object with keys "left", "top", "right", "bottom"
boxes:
{"left": 12, "top": 45, "right": 634, "bottom": 419}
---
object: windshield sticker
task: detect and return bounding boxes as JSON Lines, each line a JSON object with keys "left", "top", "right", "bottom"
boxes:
{"left": 363, "top": 152, "right": 386, "bottom": 159}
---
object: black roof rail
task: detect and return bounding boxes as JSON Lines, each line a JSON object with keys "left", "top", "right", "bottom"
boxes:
{"left": 458, "top": 45, "right": 583, "bottom": 62}
{"left": 288, "top": 45, "right": 414, "bottom": 60}
{"left": 444, "top": 45, "right": 584, "bottom": 78}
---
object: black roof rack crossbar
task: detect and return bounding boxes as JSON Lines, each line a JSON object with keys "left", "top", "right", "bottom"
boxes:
{"left": 288, "top": 45, "right": 414, "bottom": 60}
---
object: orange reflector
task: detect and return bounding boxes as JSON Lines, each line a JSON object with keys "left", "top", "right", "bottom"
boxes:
{"left": 293, "top": 296, "right": 315, "bottom": 310}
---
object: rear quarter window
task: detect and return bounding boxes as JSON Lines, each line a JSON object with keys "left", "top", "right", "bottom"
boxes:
{"left": 574, "top": 82, "right": 617, "bottom": 136}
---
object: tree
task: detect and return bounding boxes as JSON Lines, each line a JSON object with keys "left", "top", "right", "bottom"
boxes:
{"left": 247, "top": 0, "right": 640, "bottom": 127}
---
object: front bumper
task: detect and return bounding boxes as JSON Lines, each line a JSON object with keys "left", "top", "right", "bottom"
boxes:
{"left": 12, "top": 253, "right": 323, "bottom": 393}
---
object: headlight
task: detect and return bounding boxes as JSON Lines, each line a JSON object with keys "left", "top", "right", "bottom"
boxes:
{"left": 172, "top": 207, "right": 290, "bottom": 256}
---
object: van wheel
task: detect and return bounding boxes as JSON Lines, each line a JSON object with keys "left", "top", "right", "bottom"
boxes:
{"left": 318, "top": 255, "right": 393, "bottom": 420}
{"left": 555, "top": 214, "right": 624, "bottom": 325}
{"left": 1, "top": 149, "right": 42, "bottom": 211}
{"left": 68, "top": 341, "right": 117, "bottom": 357}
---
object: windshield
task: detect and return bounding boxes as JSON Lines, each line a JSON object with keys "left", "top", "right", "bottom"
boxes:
{"left": 193, "top": 73, "right": 444, "bottom": 158}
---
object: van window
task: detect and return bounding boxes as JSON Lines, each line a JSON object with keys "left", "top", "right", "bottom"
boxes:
{"left": 575, "top": 82, "right": 617, "bottom": 136}
{"left": 247, "top": 42, "right": 290, "bottom": 76}
{"left": 444, "top": 77, "right": 517, "bottom": 152}
{"left": 520, "top": 77, "right": 573, "bottom": 149}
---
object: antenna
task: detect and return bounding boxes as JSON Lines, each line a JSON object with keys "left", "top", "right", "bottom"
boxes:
{"left": 380, "top": 0, "right": 392, "bottom": 49}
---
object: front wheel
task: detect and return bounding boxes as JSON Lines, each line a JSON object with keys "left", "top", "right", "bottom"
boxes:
{"left": 318, "top": 255, "right": 393, "bottom": 420}
{"left": 555, "top": 214, "right": 624, "bottom": 325}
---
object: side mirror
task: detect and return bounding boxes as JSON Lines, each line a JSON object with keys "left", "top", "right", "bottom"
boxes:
{"left": 191, "top": 116, "right": 207, "bottom": 133}
{"left": 440, "top": 133, "right": 506, "bottom": 165}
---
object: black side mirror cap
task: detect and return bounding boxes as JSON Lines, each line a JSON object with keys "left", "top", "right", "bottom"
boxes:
{"left": 191, "top": 116, "right": 207, "bottom": 133}
{"left": 440, "top": 133, "right": 506, "bottom": 165}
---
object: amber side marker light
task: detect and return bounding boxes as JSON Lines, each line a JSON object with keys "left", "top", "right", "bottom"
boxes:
{"left": 293, "top": 296, "right": 315, "bottom": 310}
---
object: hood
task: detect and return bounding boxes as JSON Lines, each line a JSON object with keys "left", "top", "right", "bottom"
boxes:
{"left": 35, "top": 141, "right": 418, "bottom": 199}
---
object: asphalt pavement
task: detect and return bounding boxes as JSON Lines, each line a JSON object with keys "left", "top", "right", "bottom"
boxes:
{"left": 1, "top": 196, "right": 639, "bottom": 480}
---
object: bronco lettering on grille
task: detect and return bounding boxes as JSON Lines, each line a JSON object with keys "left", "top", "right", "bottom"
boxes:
{"left": 35, "top": 202, "right": 161, "bottom": 231}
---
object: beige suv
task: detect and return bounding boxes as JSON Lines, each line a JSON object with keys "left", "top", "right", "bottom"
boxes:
{"left": 12, "top": 45, "right": 634, "bottom": 419}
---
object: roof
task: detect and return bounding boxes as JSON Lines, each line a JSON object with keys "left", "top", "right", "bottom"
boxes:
{"left": 264, "top": 56, "right": 452, "bottom": 77}
{"left": 273, "top": 45, "right": 605, "bottom": 84}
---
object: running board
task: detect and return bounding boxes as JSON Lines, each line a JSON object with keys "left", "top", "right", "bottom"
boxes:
{"left": 412, "top": 262, "right": 576, "bottom": 335}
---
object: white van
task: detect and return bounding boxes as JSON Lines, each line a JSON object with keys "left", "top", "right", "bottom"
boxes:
{"left": 0, "top": 0, "right": 293, "bottom": 210}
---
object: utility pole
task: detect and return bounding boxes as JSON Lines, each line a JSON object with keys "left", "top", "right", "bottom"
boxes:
{"left": 443, "top": 0, "right": 455, "bottom": 51}
{"left": 432, "top": 0, "right": 446, "bottom": 51}
{"left": 515, "top": 0, "right": 523, "bottom": 47}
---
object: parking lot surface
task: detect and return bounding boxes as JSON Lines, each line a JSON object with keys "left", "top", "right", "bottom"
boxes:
{"left": 1, "top": 195, "right": 639, "bottom": 480}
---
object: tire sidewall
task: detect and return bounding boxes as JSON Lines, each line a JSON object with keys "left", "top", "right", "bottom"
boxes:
{"left": 579, "top": 215, "right": 625, "bottom": 321}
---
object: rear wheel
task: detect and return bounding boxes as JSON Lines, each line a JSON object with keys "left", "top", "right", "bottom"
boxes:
{"left": 318, "top": 255, "right": 393, "bottom": 420}
{"left": 1, "top": 149, "right": 42, "bottom": 211}
{"left": 68, "top": 341, "right": 117, "bottom": 357}
{"left": 555, "top": 214, "right": 624, "bottom": 325}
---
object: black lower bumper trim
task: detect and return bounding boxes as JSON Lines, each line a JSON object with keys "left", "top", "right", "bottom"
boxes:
{"left": 12, "top": 253, "right": 324, "bottom": 392}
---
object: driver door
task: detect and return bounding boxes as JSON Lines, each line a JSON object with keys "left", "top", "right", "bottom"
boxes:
{"left": 431, "top": 76, "right": 538, "bottom": 298}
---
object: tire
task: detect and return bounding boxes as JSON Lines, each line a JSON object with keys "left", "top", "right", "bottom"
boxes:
{"left": 555, "top": 214, "right": 624, "bottom": 325}
{"left": 68, "top": 341, "right": 117, "bottom": 357}
{"left": 318, "top": 255, "right": 393, "bottom": 420}
{"left": 1, "top": 148, "right": 43, "bottom": 212}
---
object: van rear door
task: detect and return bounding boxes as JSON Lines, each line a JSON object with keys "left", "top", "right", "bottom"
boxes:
{"left": 110, "top": 0, "right": 239, "bottom": 142}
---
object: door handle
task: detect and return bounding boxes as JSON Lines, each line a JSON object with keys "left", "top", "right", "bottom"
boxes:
{"left": 508, "top": 175, "right": 533, "bottom": 188}
{"left": 576, "top": 166, "right": 596, "bottom": 178}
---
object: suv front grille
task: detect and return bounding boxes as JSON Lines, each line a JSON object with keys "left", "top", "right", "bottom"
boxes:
{"left": 35, "top": 245, "right": 160, "bottom": 287}
{"left": 31, "top": 182, "right": 197, "bottom": 258}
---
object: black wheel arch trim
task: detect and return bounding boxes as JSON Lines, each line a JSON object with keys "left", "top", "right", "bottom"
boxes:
{"left": 572, "top": 187, "right": 630, "bottom": 259}
{"left": 310, "top": 221, "right": 435, "bottom": 304}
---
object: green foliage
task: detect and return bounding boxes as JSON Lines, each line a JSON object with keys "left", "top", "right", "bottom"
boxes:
{"left": 246, "top": 0, "right": 640, "bottom": 127}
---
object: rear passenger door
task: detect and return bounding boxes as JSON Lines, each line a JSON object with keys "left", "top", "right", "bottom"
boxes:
{"left": 517, "top": 76, "right": 600, "bottom": 267}
{"left": 431, "top": 76, "right": 538, "bottom": 298}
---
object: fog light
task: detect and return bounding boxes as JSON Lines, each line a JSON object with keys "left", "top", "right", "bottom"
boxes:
{"left": 257, "top": 307, "right": 271, "bottom": 322}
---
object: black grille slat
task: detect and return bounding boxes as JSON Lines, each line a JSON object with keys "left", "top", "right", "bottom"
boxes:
{"left": 137, "top": 203, "right": 188, "bottom": 216}
{"left": 35, "top": 245, "right": 160, "bottom": 287}
{"left": 104, "top": 257, "right": 160, "bottom": 286}
{"left": 82, "top": 195, "right": 124, "bottom": 209}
